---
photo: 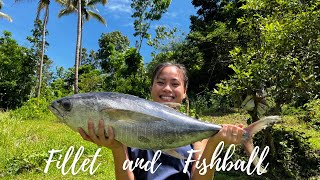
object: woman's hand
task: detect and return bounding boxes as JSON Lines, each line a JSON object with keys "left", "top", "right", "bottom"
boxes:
{"left": 79, "top": 120, "right": 134, "bottom": 180}
{"left": 78, "top": 119, "right": 123, "bottom": 150}
{"left": 208, "top": 124, "right": 244, "bottom": 146}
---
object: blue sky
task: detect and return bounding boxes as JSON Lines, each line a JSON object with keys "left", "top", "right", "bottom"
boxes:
{"left": 0, "top": 0, "right": 196, "bottom": 69}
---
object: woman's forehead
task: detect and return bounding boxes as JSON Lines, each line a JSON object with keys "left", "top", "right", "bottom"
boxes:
{"left": 157, "top": 66, "right": 184, "bottom": 80}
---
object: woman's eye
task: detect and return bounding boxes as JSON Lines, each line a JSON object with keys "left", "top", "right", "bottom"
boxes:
{"left": 172, "top": 83, "right": 179, "bottom": 87}
{"left": 157, "top": 81, "right": 164, "bottom": 85}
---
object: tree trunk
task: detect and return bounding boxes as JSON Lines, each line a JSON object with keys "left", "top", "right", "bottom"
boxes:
{"left": 137, "top": 35, "right": 143, "bottom": 53}
{"left": 37, "top": 7, "right": 49, "bottom": 98}
{"left": 79, "top": 16, "right": 84, "bottom": 67}
{"left": 74, "top": 0, "right": 82, "bottom": 94}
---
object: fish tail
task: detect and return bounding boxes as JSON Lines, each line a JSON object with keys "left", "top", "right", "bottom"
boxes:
{"left": 242, "top": 116, "right": 281, "bottom": 173}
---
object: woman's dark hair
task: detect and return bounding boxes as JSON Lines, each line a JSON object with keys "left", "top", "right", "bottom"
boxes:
{"left": 151, "top": 62, "right": 188, "bottom": 90}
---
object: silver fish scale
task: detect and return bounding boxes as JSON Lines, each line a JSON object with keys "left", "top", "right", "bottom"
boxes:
{"left": 113, "top": 120, "right": 215, "bottom": 150}
{"left": 50, "top": 92, "right": 222, "bottom": 150}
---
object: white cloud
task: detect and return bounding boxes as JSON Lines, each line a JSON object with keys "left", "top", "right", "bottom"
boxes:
{"left": 122, "top": 22, "right": 134, "bottom": 27}
{"left": 106, "top": 0, "right": 132, "bottom": 14}
{"left": 165, "top": 12, "right": 178, "bottom": 18}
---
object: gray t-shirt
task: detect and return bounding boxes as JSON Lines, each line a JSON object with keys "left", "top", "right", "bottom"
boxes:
{"left": 127, "top": 145, "right": 194, "bottom": 180}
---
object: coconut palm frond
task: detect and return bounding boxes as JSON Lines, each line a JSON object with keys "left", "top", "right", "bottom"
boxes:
{"left": 1, "top": 0, "right": 12, "bottom": 22}
{"left": 55, "top": 0, "right": 67, "bottom": 5}
{"left": 0, "top": 12, "right": 12, "bottom": 22}
{"left": 87, "top": 10, "right": 106, "bottom": 25}
{"left": 58, "top": 8, "right": 76, "bottom": 17}
{"left": 56, "top": 0, "right": 76, "bottom": 9}
{"left": 83, "top": 9, "right": 90, "bottom": 21}
{"left": 58, "top": 0, "right": 106, "bottom": 25}
{"left": 87, "top": 0, "right": 107, "bottom": 6}
{"left": 67, "top": 0, "right": 75, "bottom": 7}
{"left": 36, "top": 0, "right": 50, "bottom": 20}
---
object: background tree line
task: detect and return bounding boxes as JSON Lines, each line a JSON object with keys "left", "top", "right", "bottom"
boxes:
{"left": 1, "top": 0, "right": 319, "bottom": 135}
{"left": 2, "top": 0, "right": 318, "bottom": 113}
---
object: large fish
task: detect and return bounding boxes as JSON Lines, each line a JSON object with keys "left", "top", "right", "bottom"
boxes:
{"left": 49, "top": 92, "right": 280, "bottom": 171}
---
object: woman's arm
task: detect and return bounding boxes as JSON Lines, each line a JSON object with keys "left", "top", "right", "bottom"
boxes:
{"left": 111, "top": 144, "right": 135, "bottom": 180}
{"left": 79, "top": 120, "right": 134, "bottom": 180}
{"left": 191, "top": 124, "right": 243, "bottom": 180}
{"left": 190, "top": 141, "right": 203, "bottom": 175}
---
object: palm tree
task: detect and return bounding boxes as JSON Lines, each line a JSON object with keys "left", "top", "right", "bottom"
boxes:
{"left": 36, "top": 0, "right": 50, "bottom": 98}
{"left": 58, "top": 0, "right": 107, "bottom": 94}
{"left": 15, "top": 0, "right": 50, "bottom": 98}
{"left": 0, "top": 0, "right": 13, "bottom": 22}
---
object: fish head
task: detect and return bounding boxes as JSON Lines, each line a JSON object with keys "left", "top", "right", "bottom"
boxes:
{"left": 48, "top": 94, "right": 104, "bottom": 130}
{"left": 49, "top": 97, "right": 73, "bottom": 121}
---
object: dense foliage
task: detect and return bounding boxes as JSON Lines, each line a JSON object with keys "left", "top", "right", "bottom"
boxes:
{"left": 0, "top": 31, "right": 37, "bottom": 110}
{"left": 215, "top": 0, "right": 320, "bottom": 114}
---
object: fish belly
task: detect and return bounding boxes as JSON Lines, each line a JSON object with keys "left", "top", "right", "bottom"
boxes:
{"left": 111, "top": 121, "right": 216, "bottom": 150}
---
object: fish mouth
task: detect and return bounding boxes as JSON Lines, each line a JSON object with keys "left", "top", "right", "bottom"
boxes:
{"left": 48, "top": 102, "right": 64, "bottom": 119}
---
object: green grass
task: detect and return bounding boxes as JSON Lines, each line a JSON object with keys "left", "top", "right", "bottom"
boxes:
{"left": 0, "top": 112, "right": 116, "bottom": 179}
{"left": 0, "top": 112, "right": 319, "bottom": 179}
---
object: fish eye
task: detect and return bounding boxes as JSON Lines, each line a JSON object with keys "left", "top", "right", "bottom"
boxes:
{"left": 61, "top": 99, "right": 72, "bottom": 111}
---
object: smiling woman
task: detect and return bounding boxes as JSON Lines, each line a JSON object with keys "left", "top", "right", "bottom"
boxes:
{"left": 74, "top": 62, "right": 252, "bottom": 180}
{"left": 150, "top": 62, "right": 188, "bottom": 103}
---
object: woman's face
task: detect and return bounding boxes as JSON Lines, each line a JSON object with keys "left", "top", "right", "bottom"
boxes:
{"left": 151, "top": 66, "right": 186, "bottom": 103}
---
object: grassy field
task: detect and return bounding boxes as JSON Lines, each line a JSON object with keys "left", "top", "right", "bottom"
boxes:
{"left": 0, "top": 112, "right": 319, "bottom": 179}
{"left": 0, "top": 112, "right": 116, "bottom": 179}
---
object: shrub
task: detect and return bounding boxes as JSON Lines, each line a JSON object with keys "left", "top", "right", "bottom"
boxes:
{"left": 303, "top": 99, "right": 320, "bottom": 129}
{"left": 259, "top": 128, "right": 319, "bottom": 179}
{"left": 188, "top": 92, "right": 235, "bottom": 117}
{"left": 280, "top": 104, "right": 306, "bottom": 116}
{"left": 177, "top": 103, "right": 197, "bottom": 118}
{"left": 11, "top": 97, "right": 53, "bottom": 120}
{"left": 190, "top": 95, "right": 209, "bottom": 117}
{"left": 223, "top": 127, "right": 320, "bottom": 179}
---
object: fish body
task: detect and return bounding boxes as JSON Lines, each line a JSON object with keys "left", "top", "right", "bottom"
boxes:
{"left": 49, "top": 92, "right": 281, "bottom": 172}
{"left": 49, "top": 92, "right": 222, "bottom": 150}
